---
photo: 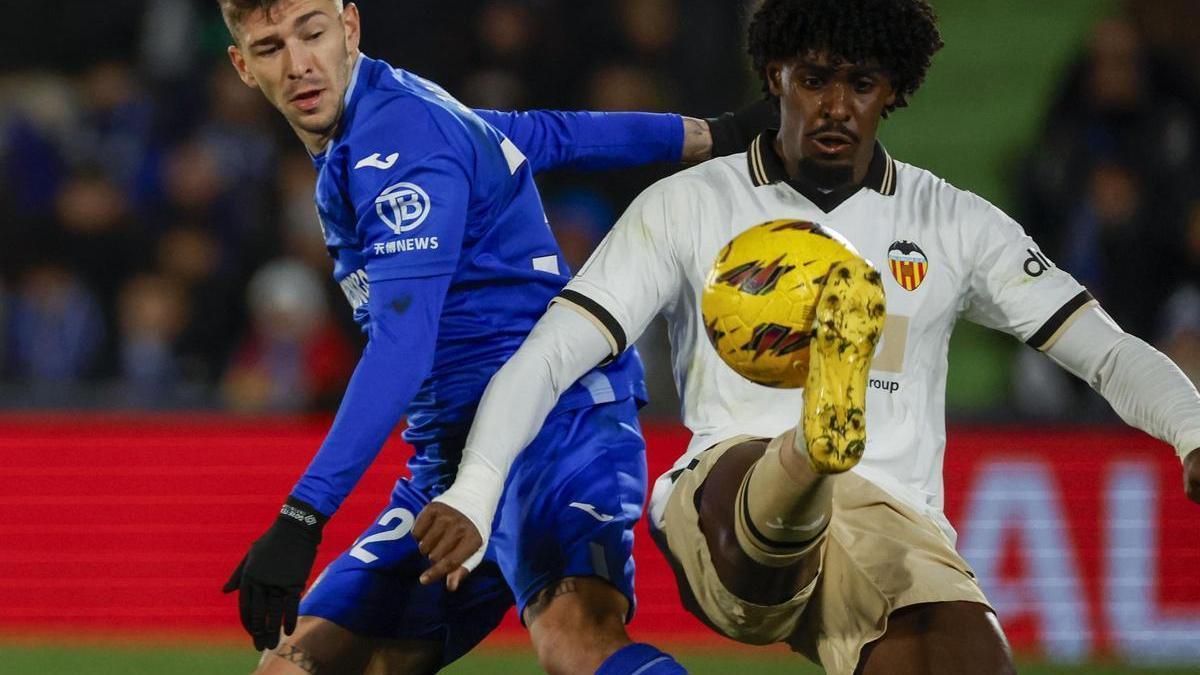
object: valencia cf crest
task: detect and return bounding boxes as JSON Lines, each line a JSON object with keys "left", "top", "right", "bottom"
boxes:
{"left": 887, "top": 241, "right": 928, "bottom": 291}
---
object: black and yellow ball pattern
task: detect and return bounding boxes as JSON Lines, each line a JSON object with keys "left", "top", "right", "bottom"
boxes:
{"left": 700, "top": 220, "right": 861, "bottom": 388}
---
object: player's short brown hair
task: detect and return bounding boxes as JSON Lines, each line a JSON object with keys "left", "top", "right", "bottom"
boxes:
{"left": 217, "top": 0, "right": 344, "bottom": 39}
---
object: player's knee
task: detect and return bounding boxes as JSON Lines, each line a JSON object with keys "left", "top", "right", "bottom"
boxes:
{"left": 527, "top": 577, "right": 631, "bottom": 674}
{"left": 363, "top": 638, "right": 443, "bottom": 675}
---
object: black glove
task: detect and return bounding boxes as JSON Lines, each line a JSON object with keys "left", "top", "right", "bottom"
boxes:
{"left": 706, "top": 98, "right": 780, "bottom": 157}
{"left": 223, "top": 497, "right": 328, "bottom": 651}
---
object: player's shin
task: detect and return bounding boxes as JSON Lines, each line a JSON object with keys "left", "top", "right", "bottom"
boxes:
{"left": 733, "top": 429, "right": 832, "bottom": 566}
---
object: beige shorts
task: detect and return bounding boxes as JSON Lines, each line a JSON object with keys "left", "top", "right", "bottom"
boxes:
{"left": 655, "top": 435, "right": 991, "bottom": 675}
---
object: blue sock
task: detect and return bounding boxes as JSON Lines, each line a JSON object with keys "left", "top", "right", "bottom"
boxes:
{"left": 596, "top": 643, "right": 687, "bottom": 675}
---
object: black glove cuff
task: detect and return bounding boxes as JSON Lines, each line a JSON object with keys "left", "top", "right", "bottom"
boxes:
{"left": 706, "top": 112, "right": 742, "bottom": 159}
{"left": 276, "top": 497, "right": 328, "bottom": 540}
{"left": 707, "top": 99, "right": 781, "bottom": 158}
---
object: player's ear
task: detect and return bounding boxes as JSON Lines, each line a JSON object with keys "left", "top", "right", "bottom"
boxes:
{"left": 883, "top": 79, "right": 897, "bottom": 109}
{"left": 228, "top": 46, "right": 260, "bottom": 89}
{"left": 766, "top": 62, "right": 785, "bottom": 98}
{"left": 342, "top": 3, "right": 361, "bottom": 54}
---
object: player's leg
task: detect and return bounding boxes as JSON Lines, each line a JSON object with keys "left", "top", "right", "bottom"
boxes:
{"left": 856, "top": 601, "right": 1016, "bottom": 675}
{"left": 269, "top": 479, "right": 513, "bottom": 674}
{"left": 361, "top": 637, "right": 451, "bottom": 675}
{"left": 494, "top": 399, "right": 684, "bottom": 675}
{"left": 254, "top": 616, "right": 441, "bottom": 675}
{"left": 694, "top": 435, "right": 823, "bottom": 605}
{"left": 522, "top": 576, "right": 639, "bottom": 674}
{"left": 655, "top": 435, "right": 825, "bottom": 645}
{"left": 707, "top": 257, "right": 886, "bottom": 603}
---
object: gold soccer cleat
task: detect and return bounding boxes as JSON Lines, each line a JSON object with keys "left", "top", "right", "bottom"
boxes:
{"left": 802, "top": 257, "right": 886, "bottom": 474}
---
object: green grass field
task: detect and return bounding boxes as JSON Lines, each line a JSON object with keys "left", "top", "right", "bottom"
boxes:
{"left": 1, "top": 644, "right": 1195, "bottom": 675}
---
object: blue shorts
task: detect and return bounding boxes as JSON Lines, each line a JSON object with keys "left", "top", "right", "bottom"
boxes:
{"left": 299, "top": 397, "right": 646, "bottom": 666}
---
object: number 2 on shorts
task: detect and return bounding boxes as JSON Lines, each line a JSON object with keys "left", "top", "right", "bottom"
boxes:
{"left": 349, "top": 508, "right": 415, "bottom": 564}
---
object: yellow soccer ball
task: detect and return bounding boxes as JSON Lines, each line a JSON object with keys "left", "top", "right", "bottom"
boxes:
{"left": 701, "top": 220, "right": 861, "bottom": 388}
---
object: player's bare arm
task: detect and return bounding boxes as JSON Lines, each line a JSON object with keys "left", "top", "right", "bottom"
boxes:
{"left": 681, "top": 116, "right": 713, "bottom": 163}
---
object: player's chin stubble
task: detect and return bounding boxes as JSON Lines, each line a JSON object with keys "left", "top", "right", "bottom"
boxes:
{"left": 798, "top": 156, "right": 856, "bottom": 189}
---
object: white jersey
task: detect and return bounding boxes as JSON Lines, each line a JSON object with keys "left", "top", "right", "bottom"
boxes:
{"left": 553, "top": 133, "right": 1090, "bottom": 539}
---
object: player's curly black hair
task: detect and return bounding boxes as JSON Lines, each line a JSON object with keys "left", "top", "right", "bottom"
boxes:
{"left": 747, "top": 0, "right": 943, "bottom": 114}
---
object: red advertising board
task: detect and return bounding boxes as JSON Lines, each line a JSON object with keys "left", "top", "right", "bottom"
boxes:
{"left": 0, "top": 416, "right": 1197, "bottom": 664}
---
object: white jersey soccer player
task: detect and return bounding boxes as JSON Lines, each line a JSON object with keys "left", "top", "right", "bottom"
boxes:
{"left": 417, "top": 1, "right": 1200, "bottom": 673}
{"left": 561, "top": 128, "right": 1200, "bottom": 526}
{"left": 440, "top": 136, "right": 1200, "bottom": 672}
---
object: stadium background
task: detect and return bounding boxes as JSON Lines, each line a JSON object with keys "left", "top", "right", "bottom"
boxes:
{"left": 1, "top": 0, "right": 1199, "bottom": 672}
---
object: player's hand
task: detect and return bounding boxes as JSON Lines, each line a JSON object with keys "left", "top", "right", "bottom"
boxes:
{"left": 413, "top": 502, "right": 483, "bottom": 590}
{"left": 1184, "top": 448, "right": 1200, "bottom": 505}
{"left": 222, "top": 498, "right": 327, "bottom": 651}
{"left": 705, "top": 98, "right": 780, "bottom": 158}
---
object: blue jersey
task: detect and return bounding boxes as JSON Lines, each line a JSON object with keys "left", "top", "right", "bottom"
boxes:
{"left": 293, "top": 55, "right": 681, "bottom": 513}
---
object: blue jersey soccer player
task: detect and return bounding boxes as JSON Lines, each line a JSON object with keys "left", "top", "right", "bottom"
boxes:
{"left": 215, "top": 1, "right": 767, "bottom": 673}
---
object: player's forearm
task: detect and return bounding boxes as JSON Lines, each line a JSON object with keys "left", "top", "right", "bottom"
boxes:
{"left": 1092, "top": 338, "right": 1200, "bottom": 461}
{"left": 291, "top": 278, "right": 447, "bottom": 515}
{"left": 434, "top": 305, "right": 613, "bottom": 534}
{"left": 290, "top": 333, "right": 425, "bottom": 516}
{"left": 1046, "top": 307, "right": 1200, "bottom": 460}
{"left": 681, "top": 117, "right": 713, "bottom": 164}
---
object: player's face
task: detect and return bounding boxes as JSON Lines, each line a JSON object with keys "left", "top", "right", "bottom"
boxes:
{"left": 768, "top": 52, "right": 896, "bottom": 188}
{"left": 227, "top": 0, "right": 361, "bottom": 152}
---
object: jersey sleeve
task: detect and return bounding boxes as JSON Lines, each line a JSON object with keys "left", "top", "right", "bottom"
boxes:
{"left": 472, "top": 110, "right": 684, "bottom": 174}
{"left": 358, "top": 146, "right": 470, "bottom": 282}
{"left": 961, "top": 199, "right": 1093, "bottom": 351}
{"left": 551, "top": 179, "right": 686, "bottom": 359}
{"left": 290, "top": 274, "right": 451, "bottom": 516}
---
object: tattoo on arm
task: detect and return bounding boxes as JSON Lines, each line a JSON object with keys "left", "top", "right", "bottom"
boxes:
{"left": 680, "top": 116, "right": 714, "bottom": 164}
{"left": 273, "top": 645, "right": 320, "bottom": 674}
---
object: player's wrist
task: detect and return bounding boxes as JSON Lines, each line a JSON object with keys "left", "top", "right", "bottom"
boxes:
{"left": 681, "top": 117, "right": 713, "bottom": 163}
{"left": 275, "top": 496, "right": 329, "bottom": 543}
{"left": 433, "top": 460, "right": 505, "bottom": 540}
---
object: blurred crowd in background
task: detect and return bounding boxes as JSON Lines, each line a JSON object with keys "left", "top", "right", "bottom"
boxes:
{"left": 0, "top": 0, "right": 1199, "bottom": 421}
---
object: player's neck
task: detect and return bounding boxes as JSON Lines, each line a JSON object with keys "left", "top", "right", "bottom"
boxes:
{"left": 294, "top": 122, "right": 340, "bottom": 156}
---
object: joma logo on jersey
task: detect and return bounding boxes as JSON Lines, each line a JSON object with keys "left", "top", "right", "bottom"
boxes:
{"left": 716, "top": 255, "right": 795, "bottom": 296}
{"left": 743, "top": 323, "right": 811, "bottom": 360}
{"left": 375, "top": 182, "right": 430, "bottom": 234}
{"left": 887, "top": 241, "right": 929, "bottom": 291}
